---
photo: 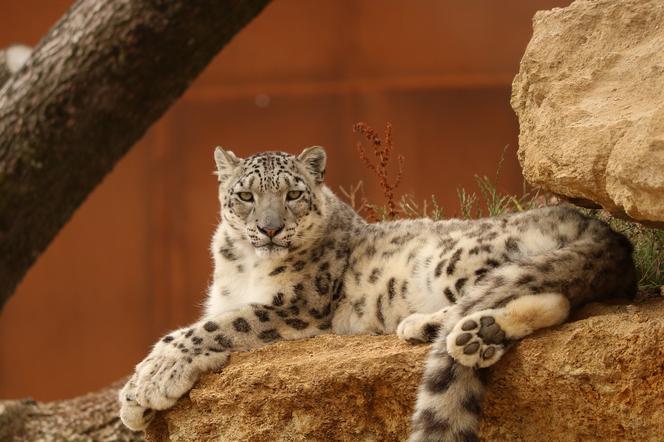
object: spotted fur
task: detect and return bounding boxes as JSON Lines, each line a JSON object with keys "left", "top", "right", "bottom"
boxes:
{"left": 119, "top": 147, "right": 636, "bottom": 440}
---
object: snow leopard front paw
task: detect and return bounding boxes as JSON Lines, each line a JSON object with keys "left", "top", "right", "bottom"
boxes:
{"left": 118, "top": 379, "right": 156, "bottom": 431}
{"left": 446, "top": 311, "right": 507, "bottom": 368}
{"left": 397, "top": 308, "right": 449, "bottom": 344}
{"left": 119, "top": 330, "right": 229, "bottom": 430}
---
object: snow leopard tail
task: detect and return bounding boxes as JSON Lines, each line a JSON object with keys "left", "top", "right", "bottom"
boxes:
{"left": 409, "top": 209, "right": 637, "bottom": 441}
{"left": 409, "top": 351, "right": 484, "bottom": 442}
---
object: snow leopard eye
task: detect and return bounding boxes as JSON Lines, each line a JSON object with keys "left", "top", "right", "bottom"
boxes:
{"left": 286, "top": 190, "right": 303, "bottom": 201}
{"left": 237, "top": 192, "right": 254, "bottom": 202}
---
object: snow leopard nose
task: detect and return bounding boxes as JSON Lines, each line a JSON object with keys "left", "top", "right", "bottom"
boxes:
{"left": 257, "top": 224, "right": 284, "bottom": 238}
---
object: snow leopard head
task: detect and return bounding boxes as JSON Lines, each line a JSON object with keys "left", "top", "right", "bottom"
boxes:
{"left": 214, "top": 146, "right": 327, "bottom": 257}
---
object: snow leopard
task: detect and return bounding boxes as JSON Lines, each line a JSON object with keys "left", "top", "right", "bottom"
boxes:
{"left": 119, "top": 146, "right": 636, "bottom": 441}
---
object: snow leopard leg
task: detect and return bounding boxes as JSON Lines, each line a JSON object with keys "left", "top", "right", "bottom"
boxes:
{"left": 410, "top": 222, "right": 636, "bottom": 441}
{"left": 447, "top": 293, "right": 569, "bottom": 368}
{"left": 408, "top": 293, "right": 570, "bottom": 442}
{"left": 446, "top": 224, "right": 635, "bottom": 369}
{"left": 119, "top": 302, "right": 330, "bottom": 431}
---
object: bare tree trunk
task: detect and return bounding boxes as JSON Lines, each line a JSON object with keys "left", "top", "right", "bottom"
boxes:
{"left": 0, "top": 0, "right": 271, "bottom": 310}
{"left": 0, "top": 46, "right": 31, "bottom": 86}
{"left": 0, "top": 380, "right": 142, "bottom": 441}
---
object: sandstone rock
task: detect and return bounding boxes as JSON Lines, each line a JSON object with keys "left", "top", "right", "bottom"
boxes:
{"left": 145, "top": 335, "right": 429, "bottom": 442}
{"left": 512, "top": 0, "right": 664, "bottom": 225}
{"left": 146, "top": 298, "right": 664, "bottom": 441}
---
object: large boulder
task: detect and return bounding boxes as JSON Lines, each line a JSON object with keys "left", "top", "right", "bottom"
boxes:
{"left": 146, "top": 298, "right": 664, "bottom": 441}
{"left": 512, "top": 0, "right": 664, "bottom": 225}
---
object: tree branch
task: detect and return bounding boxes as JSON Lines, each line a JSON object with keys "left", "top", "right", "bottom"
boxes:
{"left": 0, "top": 379, "right": 140, "bottom": 442}
{"left": 0, "top": 45, "right": 31, "bottom": 88}
{"left": 0, "top": 0, "right": 271, "bottom": 310}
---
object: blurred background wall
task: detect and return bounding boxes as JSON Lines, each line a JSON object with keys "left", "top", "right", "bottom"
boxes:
{"left": 0, "top": 0, "right": 571, "bottom": 400}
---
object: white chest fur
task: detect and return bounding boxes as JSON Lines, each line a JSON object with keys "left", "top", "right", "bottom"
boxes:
{"left": 205, "top": 228, "right": 281, "bottom": 317}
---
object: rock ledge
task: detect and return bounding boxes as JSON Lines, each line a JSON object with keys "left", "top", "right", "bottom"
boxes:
{"left": 147, "top": 299, "right": 664, "bottom": 442}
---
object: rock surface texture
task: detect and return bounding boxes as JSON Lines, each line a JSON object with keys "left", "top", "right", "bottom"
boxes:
{"left": 512, "top": 0, "right": 664, "bottom": 225}
{"left": 146, "top": 298, "right": 664, "bottom": 441}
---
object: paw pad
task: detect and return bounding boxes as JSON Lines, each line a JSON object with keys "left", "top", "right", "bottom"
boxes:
{"left": 455, "top": 332, "right": 472, "bottom": 346}
{"left": 478, "top": 316, "right": 505, "bottom": 344}
{"left": 461, "top": 320, "right": 477, "bottom": 331}
{"left": 463, "top": 341, "right": 480, "bottom": 354}
{"left": 446, "top": 312, "right": 508, "bottom": 368}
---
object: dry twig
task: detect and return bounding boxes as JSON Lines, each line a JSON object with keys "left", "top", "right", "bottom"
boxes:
{"left": 353, "top": 122, "right": 405, "bottom": 220}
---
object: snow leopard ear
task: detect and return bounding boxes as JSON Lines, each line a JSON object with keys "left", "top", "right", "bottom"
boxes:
{"left": 297, "top": 146, "right": 326, "bottom": 184}
{"left": 214, "top": 146, "right": 240, "bottom": 183}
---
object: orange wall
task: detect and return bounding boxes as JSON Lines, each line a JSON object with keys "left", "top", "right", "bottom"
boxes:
{"left": 0, "top": 0, "right": 571, "bottom": 400}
